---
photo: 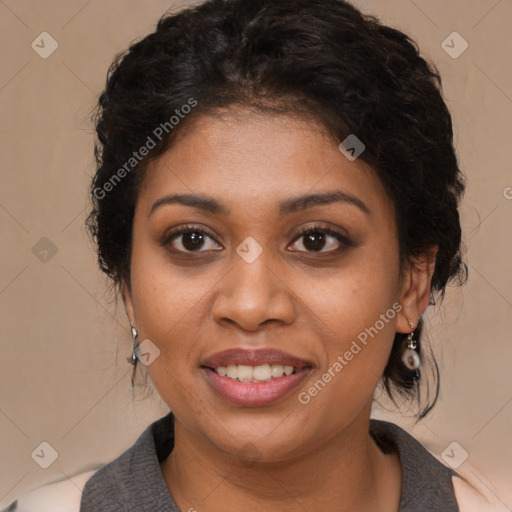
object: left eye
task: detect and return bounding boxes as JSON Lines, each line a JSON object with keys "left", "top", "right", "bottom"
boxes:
{"left": 289, "top": 228, "right": 350, "bottom": 253}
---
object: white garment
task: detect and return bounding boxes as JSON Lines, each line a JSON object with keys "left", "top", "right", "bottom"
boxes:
{"left": 5, "top": 468, "right": 100, "bottom": 512}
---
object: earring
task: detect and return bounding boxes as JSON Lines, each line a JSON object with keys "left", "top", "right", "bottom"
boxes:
{"left": 127, "top": 322, "right": 139, "bottom": 365}
{"left": 402, "top": 318, "right": 420, "bottom": 381}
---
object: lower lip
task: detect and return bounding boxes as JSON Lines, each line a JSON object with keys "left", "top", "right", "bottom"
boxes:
{"left": 202, "top": 367, "right": 311, "bottom": 407}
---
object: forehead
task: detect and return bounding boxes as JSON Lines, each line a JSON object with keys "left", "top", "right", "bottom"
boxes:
{"left": 137, "top": 111, "right": 392, "bottom": 220}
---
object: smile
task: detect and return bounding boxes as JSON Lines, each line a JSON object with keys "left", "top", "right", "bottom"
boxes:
{"left": 214, "top": 363, "right": 297, "bottom": 382}
{"left": 201, "top": 348, "right": 313, "bottom": 407}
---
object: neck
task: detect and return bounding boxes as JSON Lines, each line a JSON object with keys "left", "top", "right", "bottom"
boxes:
{"left": 160, "top": 407, "right": 401, "bottom": 512}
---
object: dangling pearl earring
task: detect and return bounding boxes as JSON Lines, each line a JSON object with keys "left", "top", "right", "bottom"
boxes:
{"left": 402, "top": 318, "right": 420, "bottom": 381}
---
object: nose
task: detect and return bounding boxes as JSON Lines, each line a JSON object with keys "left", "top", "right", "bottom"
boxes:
{"left": 212, "top": 251, "right": 296, "bottom": 332}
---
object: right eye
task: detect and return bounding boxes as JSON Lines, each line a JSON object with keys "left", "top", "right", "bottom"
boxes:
{"left": 162, "top": 225, "right": 223, "bottom": 253}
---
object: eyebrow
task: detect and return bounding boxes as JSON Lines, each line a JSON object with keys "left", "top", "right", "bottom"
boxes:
{"left": 279, "top": 190, "right": 370, "bottom": 216}
{"left": 148, "top": 190, "right": 370, "bottom": 217}
{"left": 149, "top": 194, "right": 229, "bottom": 216}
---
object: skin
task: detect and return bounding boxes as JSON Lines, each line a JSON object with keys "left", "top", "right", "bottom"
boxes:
{"left": 122, "top": 109, "right": 437, "bottom": 511}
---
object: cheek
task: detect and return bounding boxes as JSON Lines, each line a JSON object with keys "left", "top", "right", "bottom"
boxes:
{"left": 296, "top": 247, "right": 401, "bottom": 397}
{"left": 305, "top": 284, "right": 398, "bottom": 380}
{"left": 129, "top": 261, "right": 214, "bottom": 413}
{"left": 129, "top": 223, "right": 219, "bottom": 338}
{"left": 132, "top": 266, "right": 209, "bottom": 338}
{"left": 298, "top": 247, "right": 400, "bottom": 338}
{"left": 127, "top": 241, "right": 205, "bottom": 374}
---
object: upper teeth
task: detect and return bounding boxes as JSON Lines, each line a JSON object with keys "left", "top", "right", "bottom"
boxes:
{"left": 216, "top": 364, "right": 295, "bottom": 382}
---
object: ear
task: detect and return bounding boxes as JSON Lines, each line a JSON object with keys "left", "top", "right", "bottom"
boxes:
{"left": 396, "top": 246, "right": 438, "bottom": 333}
{"left": 121, "top": 281, "right": 136, "bottom": 327}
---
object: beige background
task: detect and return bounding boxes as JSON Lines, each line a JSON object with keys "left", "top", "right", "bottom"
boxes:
{"left": 1, "top": 0, "right": 511, "bottom": 508}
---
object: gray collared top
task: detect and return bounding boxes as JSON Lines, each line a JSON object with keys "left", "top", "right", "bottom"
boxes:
{"left": 79, "top": 412, "right": 459, "bottom": 511}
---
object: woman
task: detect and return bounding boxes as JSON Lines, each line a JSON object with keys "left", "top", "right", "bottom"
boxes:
{"left": 8, "top": 0, "right": 493, "bottom": 510}
{"left": 80, "top": 0, "right": 486, "bottom": 510}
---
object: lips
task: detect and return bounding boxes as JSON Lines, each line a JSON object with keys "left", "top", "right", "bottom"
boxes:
{"left": 201, "top": 348, "right": 312, "bottom": 369}
{"left": 201, "top": 348, "right": 313, "bottom": 407}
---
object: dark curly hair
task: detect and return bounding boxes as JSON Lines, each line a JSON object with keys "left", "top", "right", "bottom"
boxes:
{"left": 86, "top": 0, "right": 466, "bottom": 418}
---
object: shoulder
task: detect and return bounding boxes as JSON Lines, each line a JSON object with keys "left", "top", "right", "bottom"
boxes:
{"left": 4, "top": 413, "right": 174, "bottom": 512}
{"left": 371, "top": 420, "right": 510, "bottom": 511}
{"left": 452, "top": 472, "right": 509, "bottom": 512}
{"left": 371, "top": 419, "right": 459, "bottom": 510}
{"left": 370, "top": 418, "right": 451, "bottom": 476}
{"left": 4, "top": 468, "right": 102, "bottom": 512}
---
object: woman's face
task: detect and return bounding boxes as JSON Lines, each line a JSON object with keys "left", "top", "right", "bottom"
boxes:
{"left": 124, "top": 110, "right": 424, "bottom": 461}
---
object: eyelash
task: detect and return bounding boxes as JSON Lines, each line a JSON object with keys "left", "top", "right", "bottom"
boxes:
{"left": 161, "top": 225, "right": 220, "bottom": 253}
{"left": 161, "top": 223, "right": 353, "bottom": 256}
{"left": 293, "top": 224, "right": 353, "bottom": 252}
